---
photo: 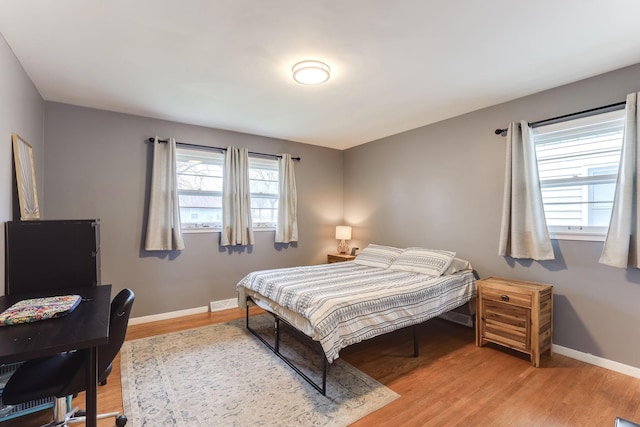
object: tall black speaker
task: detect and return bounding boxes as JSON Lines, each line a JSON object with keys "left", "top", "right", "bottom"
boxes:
{"left": 4, "top": 219, "right": 100, "bottom": 295}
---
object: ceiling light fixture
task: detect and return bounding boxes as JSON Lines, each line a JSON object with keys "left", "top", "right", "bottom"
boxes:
{"left": 292, "top": 60, "right": 330, "bottom": 85}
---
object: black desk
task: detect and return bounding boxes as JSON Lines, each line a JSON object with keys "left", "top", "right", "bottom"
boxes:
{"left": 0, "top": 285, "right": 111, "bottom": 427}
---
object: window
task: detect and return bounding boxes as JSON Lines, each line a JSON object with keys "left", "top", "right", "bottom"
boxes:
{"left": 248, "top": 157, "right": 279, "bottom": 229}
{"left": 175, "top": 148, "right": 279, "bottom": 231}
{"left": 176, "top": 148, "right": 223, "bottom": 230}
{"left": 533, "top": 109, "right": 625, "bottom": 241}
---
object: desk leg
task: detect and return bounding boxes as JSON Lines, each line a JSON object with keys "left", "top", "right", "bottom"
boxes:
{"left": 86, "top": 346, "right": 98, "bottom": 427}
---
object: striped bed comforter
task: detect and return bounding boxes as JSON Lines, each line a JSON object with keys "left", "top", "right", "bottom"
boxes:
{"left": 237, "top": 262, "right": 476, "bottom": 363}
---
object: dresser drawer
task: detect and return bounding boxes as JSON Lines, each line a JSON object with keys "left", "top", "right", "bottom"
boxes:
{"left": 327, "top": 253, "right": 355, "bottom": 263}
{"left": 483, "top": 300, "right": 530, "bottom": 351}
{"left": 481, "top": 286, "right": 532, "bottom": 308}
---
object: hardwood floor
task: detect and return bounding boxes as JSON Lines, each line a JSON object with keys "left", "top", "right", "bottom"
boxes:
{"left": 3, "top": 307, "right": 640, "bottom": 426}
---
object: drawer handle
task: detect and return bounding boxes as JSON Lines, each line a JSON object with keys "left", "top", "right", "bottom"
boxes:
{"left": 500, "top": 294, "right": 510, "bottom": 302}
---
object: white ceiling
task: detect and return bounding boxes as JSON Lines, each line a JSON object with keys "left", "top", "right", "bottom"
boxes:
{"left": 1, "top": 1, "right": 640, "bottom": 150}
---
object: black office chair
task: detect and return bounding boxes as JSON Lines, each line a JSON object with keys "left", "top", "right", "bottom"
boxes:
{"left": 2, "top": 288, "right": 135, "bottom": 427}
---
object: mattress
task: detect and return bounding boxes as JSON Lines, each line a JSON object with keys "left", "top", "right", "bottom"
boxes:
{"left": 237, "top": 262, "right": 476, "bottom": 362}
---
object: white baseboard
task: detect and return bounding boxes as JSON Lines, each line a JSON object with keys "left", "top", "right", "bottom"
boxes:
{"left": 209, "top": 298, "right": 237, "bottom": 312}
{"left": 128, "top": 306, "right": 209, "bottom": 325}
{"left": 128, "top": 298, "right": 238, "bottom": 325}
{"left": 552, "top": 344, "right": 640, "bottom": 379}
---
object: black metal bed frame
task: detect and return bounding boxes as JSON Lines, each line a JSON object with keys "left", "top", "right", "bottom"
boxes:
{"left": 244, "top": 296, "right": 420, "bottom": 396}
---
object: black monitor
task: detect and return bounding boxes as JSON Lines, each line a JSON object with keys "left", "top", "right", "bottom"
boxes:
{"left": 4, "top": 219, "right": 100, "bottom": 295}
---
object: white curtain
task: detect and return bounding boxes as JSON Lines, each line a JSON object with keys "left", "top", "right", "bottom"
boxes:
{"left": 498, "top": 121, "right": 554, "bottom": 260}
{"left": 221, "top": 146, "right": 254, "bottom": 246}
{"left": 145, "top": 136, "right": 185, "bottom": 251}
{"left": 600, "top": 92, "right": 640, "bottom": 268}
{"left": 275, "top": 154, "right": 298, "bottom": 243}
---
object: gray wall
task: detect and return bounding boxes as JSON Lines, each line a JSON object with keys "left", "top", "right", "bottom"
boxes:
{"left": 0, "top": 34, "right": 45, "bottom": 296}
{"left": 344, "top": 63, "right": 640, "bottom": 369}
{"left": 43, "top": 103, "right": 344, "bottom": 317}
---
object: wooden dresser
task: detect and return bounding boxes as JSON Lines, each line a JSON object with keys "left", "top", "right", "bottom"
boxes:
{"left": 327, "top": 253, "right": 356, "bottom": 263}
{"left": 476, "top": 276, "right": 553, "bottom": 367}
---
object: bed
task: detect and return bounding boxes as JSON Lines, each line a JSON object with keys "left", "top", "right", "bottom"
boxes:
{"left": 236, "top": 244, "right": 476, "bottom": 394}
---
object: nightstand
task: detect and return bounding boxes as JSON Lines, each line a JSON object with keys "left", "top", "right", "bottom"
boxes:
{"left": 476, "top": 276, "right": 553, "bottom": 367}
{"left": 327, "top": 253, "right": 356, "bottom": 263}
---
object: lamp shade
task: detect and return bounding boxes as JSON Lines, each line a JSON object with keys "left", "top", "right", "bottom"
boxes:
{"left": 335, "top": 226, "right": 352, "bottom": 240}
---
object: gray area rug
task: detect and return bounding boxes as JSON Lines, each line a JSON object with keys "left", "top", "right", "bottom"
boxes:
{"left": 120, "top": 314, "right": 399, "bottom": 426}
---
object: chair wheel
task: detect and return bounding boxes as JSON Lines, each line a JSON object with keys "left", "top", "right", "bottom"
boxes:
{"left": 116, "top": 415, "right": 127, "bottom": 426}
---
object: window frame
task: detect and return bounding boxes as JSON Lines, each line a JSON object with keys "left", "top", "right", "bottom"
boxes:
{"left": 175, "top": 147, "right": 224, "bottom": 232}
{"left": 533, "top": 109, "right": 625, "bottom": 242}
{"left": 175, "top": 147, "right": 280, "bottom": 233}
{"left": 248, "top": 156, "right": 280, "bottom": 230}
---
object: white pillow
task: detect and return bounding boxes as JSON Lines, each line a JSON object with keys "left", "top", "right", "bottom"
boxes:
{"left": 388, "top": 247, "right": 456, "bottom": 276}
{"left": 443, "top": 257, "right": 473, "bottom": 275}
{"left": 353, "top": 244, "right": 404, "bottom": 268}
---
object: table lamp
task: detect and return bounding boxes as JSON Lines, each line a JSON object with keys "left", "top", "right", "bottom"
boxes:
{"left": 335, "top": 226, "right": 352, "bottom": 254}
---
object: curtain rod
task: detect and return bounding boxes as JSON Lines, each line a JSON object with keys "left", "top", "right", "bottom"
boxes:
{"left": 494, "top": 101, "right": 626, "bottom": 136}
{"left": 146, "top": 138, "right": 300, "bottom": 161}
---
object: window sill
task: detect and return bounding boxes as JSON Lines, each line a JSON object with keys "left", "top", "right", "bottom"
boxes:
{"left": 182, "top": 227, "right": 275, "bottom": 234}
{"left": 182, "top": 228, "right": 219, "bottom": 234}
{"left": 549, "top": 231, "right": 605, "bottom": 242}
